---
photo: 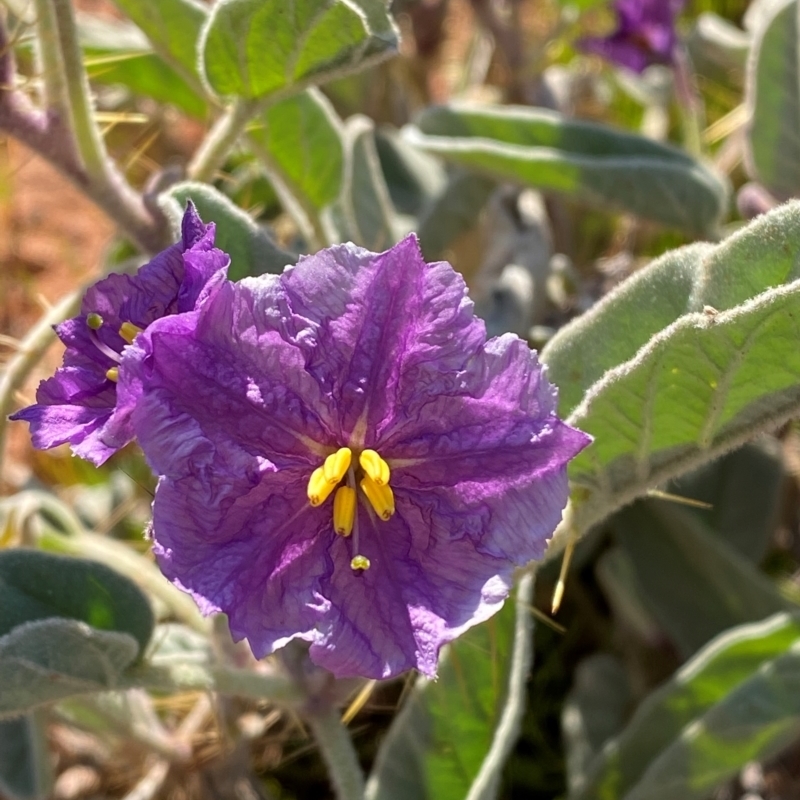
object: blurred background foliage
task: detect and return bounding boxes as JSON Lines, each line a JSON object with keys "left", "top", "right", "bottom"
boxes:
{"left": 4, "top": 0, "right": 800, "bottom": 798}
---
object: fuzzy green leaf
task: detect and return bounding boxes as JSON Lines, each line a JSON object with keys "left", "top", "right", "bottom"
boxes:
{"left": 568, "top": 279, "right": 800, "bottom": 531}
{"left": 248, "top": 89, "right": 344, "bottom": 212}
{"left": 200, "top": 0, "right": 398, "bottom": 100}
{"left": 572, "top": 612, "right": 800, "bottom": 799}
{"left": 537, "top": 203, "right": 800, "bottom": 534}
{"left": 108, "top": 0, "right": 207, "bottom": 86}
{"left": 0, "top": 550, "right": 153, "bottom": 654}
{"left": 544, "top": 202, "right": 800, "bottom": 416}
{"left": 745, "top": 0, "right": 800, "bottom": 198}
{"left": 404, "top": 104, "right": 729, "bottom": 236}
{"left": 0, "top": 619, "right": 139, "bottom": 718}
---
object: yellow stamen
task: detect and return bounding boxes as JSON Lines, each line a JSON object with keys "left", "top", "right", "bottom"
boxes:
{"left": 359, "top": 449, "right": 390, "bottom": 486}
{"left": 323, "top": 447, "right": 352, "bottom": 485}
{"left": 86, "top": 313, "right": 103, "bottom": 330}
{"left": 333, "top": 486, "right": 356, "bottom": 537}
{"left": 119, "top": 321, "right": 144, "bottom": 345}
{"left": 105, "top": 367, "right": 119, "bottom": 382}
{"left": 308, "top": 467, "right": 336, "bottom": 506}
{"left": 360, "top": 475, "right": 395, "bottom": 520}
{"left": 351, "top": 555, "right": 371, "bottom": 572}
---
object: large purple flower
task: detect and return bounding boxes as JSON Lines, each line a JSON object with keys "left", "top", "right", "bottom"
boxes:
{"left": 579, "top": 0, "right": 685, "bottom": 73}
{"left": 124, "top": 236, "right": 590, "bottom": 679}
{"left": 11, "top": 204, "right": 230, "bottom": 465}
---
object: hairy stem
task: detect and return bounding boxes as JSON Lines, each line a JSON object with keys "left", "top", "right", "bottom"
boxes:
{"left": 188, "top": 96, "right": 265, "bottom": 183}
{"left": 307, "top": 709, "right": 366, "bottom": 800}
{"left": 50, "top": 0, "right": 107, "bottom": 179}
{"left": 33, "top": 0, "right": 70, "bottom": 124}
{"left": 0, "top": 4, "right": 169, "bottom": 252}
{"left": 0, "top": 289, "right": 81, "bottom": 473}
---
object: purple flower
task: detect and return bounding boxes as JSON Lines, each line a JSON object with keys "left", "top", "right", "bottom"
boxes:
{"left": 11, "top": 203, "right": 230, "bottom": 465}
{"left": 124, "top": 236, "right": 590, "bottom": 679}
{"left": 579, "top": 0, "right": 685, "bottom": 73}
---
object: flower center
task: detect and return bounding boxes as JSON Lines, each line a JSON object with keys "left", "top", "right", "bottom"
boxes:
{"left": 306, "top": 446, "right": 395, "bottom": 573}
{"left": 86, "top": 314, "right": 144, "bottom": 382}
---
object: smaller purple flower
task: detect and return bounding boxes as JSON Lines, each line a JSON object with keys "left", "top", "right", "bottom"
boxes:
{"left": 11, "top": 203, "right": 230, "bottom": 465}
{"left": 578, "top": 0, "right": 685, "bottom": 73}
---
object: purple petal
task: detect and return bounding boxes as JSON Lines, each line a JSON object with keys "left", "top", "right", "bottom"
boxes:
{"left": 280, "top": 234, "right": 487, "bottom": 443}
{"left": 122, "top": 281, "right": 338, "bottom": 476}
{"left": 149, "top": 462, "right": 513, "bottom": 678}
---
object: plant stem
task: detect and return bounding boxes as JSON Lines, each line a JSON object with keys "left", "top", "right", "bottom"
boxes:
{"left": 0, "top": 1, "right": 170, "bottom": 252}
{"left": 188, "top": 96, "right": 265, "bottom": 183}
{"left": 307, "top": 708, "right": 366, "bottom": 800}
{"left": 50, "top": 0, "right": 108, "bottom": 179}
{"left": 0, "top": 288, "right": 81, "bottom": 473}
{"left": 33, "top": 0, "right": 71, "bottom": 125}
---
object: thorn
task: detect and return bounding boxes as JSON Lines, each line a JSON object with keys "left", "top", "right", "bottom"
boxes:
{"left": 341, "top": 679, "right": 377, "bottom": 725}
{"left": 647, "top": 489, "right": 713, "bottom": 510}
{"left": 526, "top": 605, "right": 566, "bottom": 634}
{"left": 552, "top": 532, "right": 576, "bottom": 614}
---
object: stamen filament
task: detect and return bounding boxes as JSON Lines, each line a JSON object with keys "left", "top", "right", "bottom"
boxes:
{"left": 88, "top": 328, "right": 122, "bottom": 363}
{"left": 359, "top": 449, "right": 390, "bottom": 485}
{"left": 360, "top": 475, "right": 395, "bottom": 520}
{"left": 119, "top": 321, "right": 144, "bottom": 345}
{"left": 307, "top": 467, "right": 336, "bottom": 506}
{"left": 323, "top": 446, "right": 352, "bottom": 485}
{"left": 333, "top": 486, "right": 356, "bottom": 537}
{"left": 105, "top": 367, "right": 119, "bottom": 382}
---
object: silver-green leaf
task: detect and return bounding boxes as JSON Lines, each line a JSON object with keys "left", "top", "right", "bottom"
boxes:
{"left": 0, "top": 619, "right": 139, "bottom": 718}
{"left": 200, "top": 0, "right": 399, "bottom": 100}
{"left": 571, "top": 613, "right": 800, "bottom": 799}
{"left": 404, "top": 103, "right": 729, "bottom": 236}
{"left": 108, "top": 0, "right": 208, "bottom": 87}
{"left": 539, "top": 202, "right": 800, "bottom": 535}
{"left": 744, "top": 0, "right": 800, "bottom": 199}
{"left": 248, "top": 89, "right": 345, "bottom": 216}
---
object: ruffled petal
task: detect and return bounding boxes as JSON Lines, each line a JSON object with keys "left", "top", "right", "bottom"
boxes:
{"left": 123, "top": 282, "right": 339, "bottom": 474}
{"left": 309, "top": 503, "right": 512, "bottom": 678}
{"left": 276, "top": 234, "right": 486, "bottom": 443}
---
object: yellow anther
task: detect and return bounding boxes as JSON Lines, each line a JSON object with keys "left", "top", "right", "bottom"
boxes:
{"left": 351, "top": 555, "right": 371, "bottom": 572}
{"left": 86, "top": 313, "right": 103, "bottom": 330}
{"left": 307, "top": 467, "right": 336, "bottom": 507}
{"left": 119, "top": 321, "right": 144, "bottom": 344}
{"left": 359, "top": 449, "right": 390, "bottom": 486}
{"left": 105, "top": 367, "right": 119, "bottom": 382}
{"left": 360, "top": 475, "right": 395, "bottom": 521}
{"left": 323, "top": 447, "right": 352, "bottom": 485}
{"left": 333, "top": 486, "right": 356, "bottom": 537}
